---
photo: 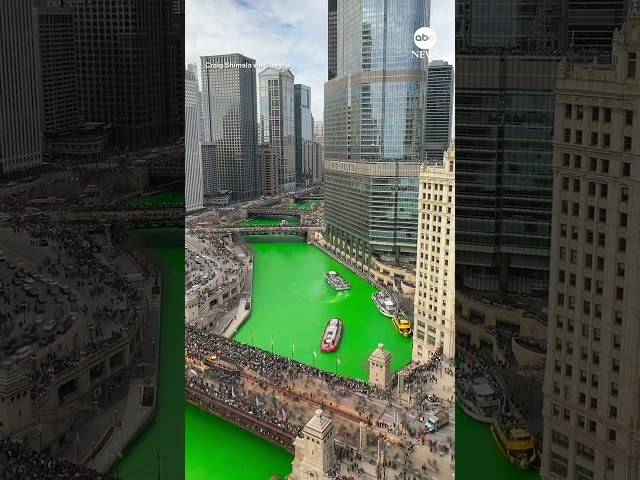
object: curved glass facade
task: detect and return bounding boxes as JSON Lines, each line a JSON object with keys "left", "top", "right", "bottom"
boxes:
{"left": 324, "top": 0, "right": 430, "bottom": 265}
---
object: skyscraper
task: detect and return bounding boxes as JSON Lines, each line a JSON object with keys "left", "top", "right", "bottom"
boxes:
{"left": 0, "top": 0, "right": 43, "bottom": 174}
{"left": 185, "top": 67, "right": 204, "bottom": 213}
{"left": 324, "top": 0, "right": 429, "bottom": 265}
{"left": 413, "top": 141, "right": 455, "bottom": 361}
{"left": 294, "top": 84, "right": 313, "bottom": 186}
{"left": 61, "top": 0, "right": 180, "bottom": 148}
{"left": 425, "top": 60, "right": 453, "bottom": 162}
{"left": 35, "top": 1, "right": 78, "bottom": 134}
{"left": 455, "top": 0, "right": 631, "bottom": 295}
{"left": 328, "top": 0, "right": 337, "bottom": 80}
{"left": 541, "top": 6, "right": 640, "bottom": 479}
{"left": 201, "top": 54, "right": 260, "bottom": 201}
{"left": 259, "top": 68, "right": 296, "bottom": 193}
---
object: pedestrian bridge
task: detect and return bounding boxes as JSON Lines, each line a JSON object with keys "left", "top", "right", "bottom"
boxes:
{"left": 246, "top": 207, "right": 304, "bottom": 216}
{"left": 24, "top": 207, "right": 183, "bottom": 227}
{"left": 207, "top": 225, "right": 323, "bottom": 237}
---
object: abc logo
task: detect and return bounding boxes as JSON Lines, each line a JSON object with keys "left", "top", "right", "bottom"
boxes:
{"left": 414, "top": 27, "right": 436, "bottom": 50}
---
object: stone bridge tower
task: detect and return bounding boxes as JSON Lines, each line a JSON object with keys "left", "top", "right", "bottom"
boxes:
{"left": 288, "top": 409, "right": 337, "bottom": 480}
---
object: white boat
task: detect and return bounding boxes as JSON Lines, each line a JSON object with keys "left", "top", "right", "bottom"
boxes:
{"left": 371, "top": 291, "right": 397, "bottom": 317}
{"left": 457, "top": 374, "right": 504, "bottom": 423}
{"left": 325, "top": 271, "right": 350, "bottom": 291}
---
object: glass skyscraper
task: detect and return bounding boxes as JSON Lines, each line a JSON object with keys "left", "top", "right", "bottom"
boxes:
{"left": 294, "top": 84, "right": 313, "bottom": 186}
{"left": 324, "top": 0, "right": 430, "bottom": 266}
{"left": 200, "top": 53, "right": 259, "bottom": 202}
{"left": 259, "top": 68, "right": 296, "bottom": 193}
{"left": 425, "top": 60, "right": 454, "bottom": 162}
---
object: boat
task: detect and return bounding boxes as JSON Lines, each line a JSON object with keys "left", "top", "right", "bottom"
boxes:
{"left": 372, "top": 291, "right": 397, "bottom": 317}
{"left": 490, "top": 412, "right": 537, "bottom": 470}
{"left": 325, "top": 271, "right": 350, "bottom": 291}
{"left": 456, "top": 372, "right": 504, "bottom": 423}
{"left": 320, "top": 318, "right": 343, "bottom": 352}
{"left": 392, "top": 312, "right": 412, "bottom": 337}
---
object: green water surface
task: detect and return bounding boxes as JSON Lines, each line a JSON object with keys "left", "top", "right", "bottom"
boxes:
{"left": 126, "top": 186, "right": 185, "bottom": 205}
{"left": 233, "top": 236, "right": 413, "bottom": 379}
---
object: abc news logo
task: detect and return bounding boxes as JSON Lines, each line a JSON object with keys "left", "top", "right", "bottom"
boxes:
{"left": 412, "top": 27, "right": 436, "bottom": 58}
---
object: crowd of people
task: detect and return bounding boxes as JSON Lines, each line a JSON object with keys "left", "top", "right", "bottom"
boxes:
{"left": 0, "top": 436, "right": 113, "bottom": 480}
{"left": 3, "top": 213, "right": 143, "bottom": 402}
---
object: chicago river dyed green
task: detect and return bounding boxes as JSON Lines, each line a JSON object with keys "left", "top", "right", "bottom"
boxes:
{"left": 234, "top": 236, "right": 412, "bottom": 379}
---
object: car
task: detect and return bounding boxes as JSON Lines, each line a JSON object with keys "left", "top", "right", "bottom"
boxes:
{"left": 43, "top": 318, "right": 57, "bottom": 332}
{"left": 11, "top": 346, "right": 33, "bottom": 363}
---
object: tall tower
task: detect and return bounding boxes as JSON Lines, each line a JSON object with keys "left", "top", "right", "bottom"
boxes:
{"left": 185, "top": 67, "right": 204, "bottom": 213}
{"left": 259, "top": 68, "right": 296, "bottom": 193}
{"left": 201, "top": 53, "right": 260, "bottom": 201}
{"left": 425, "top": 60, "right": 453, "bottom": 162}
{"left": 368, "top": 343, "right": 392, "bottom": 391}
{"left": 0, "top": 0, "right": 43, "bottom": 174}
{"left": 413, "top": 141, "right": 455, "bottom": 361}
{"left": 541, "top": 5, "right": 640, "bottom": 479}
{"left": 327, "top": 0, "right": 337, "bottom": 80}
{"left": 294, "top": 84, "right": 313, "bottom": 187}
{"left": 323, "top": 0, "right": 429, "bottom": 266}
{"left": 290, "top": 409, "right": 337, "bottom": 480}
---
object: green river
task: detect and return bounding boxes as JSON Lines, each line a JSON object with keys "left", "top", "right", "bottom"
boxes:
{"left": 111, "top": 201, "right": 537, "bottom": 479}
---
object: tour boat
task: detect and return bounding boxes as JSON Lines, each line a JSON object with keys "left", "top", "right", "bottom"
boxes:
{"left": 490, "top": 412, "right": 537, "bottom": 470}
{"left": 392, "top": 312, "right": 412, "bottom": 337}
{"left": 372, "top": 291, "right": 397, "bottom": 317}
{"left": 320, "top": 318, "right": 343, "bottom": 352}
{"left": 457, "top": 372, "right": 504, "bottom": 423}
{"left": 325, "top": 271, "right": 350, "bottom": 291}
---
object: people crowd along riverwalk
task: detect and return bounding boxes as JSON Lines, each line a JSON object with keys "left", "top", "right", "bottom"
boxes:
{"left": 0, "top": 436, "right": 113, "bottom": 480}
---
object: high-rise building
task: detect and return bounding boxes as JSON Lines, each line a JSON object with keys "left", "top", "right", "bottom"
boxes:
{"left": 413, "top": 141, "right": 455, "bottom": 361}
{"left": 455, "top": 0, "right": 631, "bottom": 295}
{"left": 314, "top": 121, "right": 325, "bottom": 145}
{"left": 200, "top": 142, "right": 217, "bottom": 197}
{"left": 425, "top": 60, "right": 453, "bottom": 162}
{"left": 324, "top": 0, "right": 429, "bottom": 265}
{"left": 541, "top": 6, "right": 640, "bottom": 479}
{"left": 294, "top": 84, "right": 313, "bottom": 186}
{"left": 187, "top": 63, "right": 205, "bottom": 142}
{"left": 59, "top": 0, "right": 180, "bottom": 148}
{"left": 258, "top": 145, "right": 279, "bottom": 197}
{"left": 259, "top": 67, "right": 296, "bottom": 193}
{"left": 35, "top": 1, "right": 78, "bottom": 134}
{"left": 313, "top": 120, "right": 325, "bottom": 183}
{"left": 328, "top": 0, "right": 337, "bottom": 80}
{"left": 185, "top": 67, "right": 204, "bottom": 213}
{"left": 201, "top": 53, "right": 260, "bottom": 201}
{"left": 0, "top": 0, "right": 43, "bottom": 174}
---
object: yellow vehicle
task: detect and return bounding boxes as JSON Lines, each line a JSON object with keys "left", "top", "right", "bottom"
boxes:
{"left": 491, "top": 413, "right": 537, "bottom": 470}
{"left": 392, "top": 313, "right": 412, "bottom": 337}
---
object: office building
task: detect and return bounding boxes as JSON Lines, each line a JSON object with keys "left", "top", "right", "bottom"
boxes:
{"left": 425, "top": 60, "right": 453, "bottom": 162}
{"left": 200, "top": 142, "right": 217, "bottom": 197}
{"left": 541, "top": 6, "right": 640, "bottom": 479}
{"left": 35, "top": 1, "right": 78, "bottom": 134}
{"left": 201, "top": 53, "right": 260, "bottom": 201}
{"left": 413, "top": 141, "right": 455, "bottom": 361}
{"left": 328, "top": 0, "right": 337, "bottom": 80}
{"left": 259, "top": 145, "right": 279, "bottom": 197}
{"left": 324, "top": 0, "right": 429, "bottom": 265}
{"left": 455, "top": 0, "right": 631, "bottom": 296}
{"left": 185, "top": 67, "right": 204, "bottom": 213}
{"left": 59, "top": 0, "right": 180, "bottom": 148}
{"left": 0, "top": 0, "right": 43, "bottom": 174}
{"left": 314, "top": 121, "right": 325, "bottom": 146}
{"left": 259, "top": 67, "right": 296, "bottom": 193}
{"left": 294, "top": 84, "right": 314, "bottom": 186}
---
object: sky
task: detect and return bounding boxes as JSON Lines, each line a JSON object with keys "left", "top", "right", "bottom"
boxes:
{"left": 186, "top": 0, "right": 455, "bottom": 122}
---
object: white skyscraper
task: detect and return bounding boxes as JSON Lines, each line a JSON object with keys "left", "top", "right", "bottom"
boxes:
{"left": 541, "top": 5, "right": 640, "bottom": 479}
{"left": 185, "top": 66, "right": 203, "bottom": 213}
{"left": 0, "top": 0, "right": 43, "bottom": 174}
{"left": 413, "top": 141, "right": 455, "bottom": 361}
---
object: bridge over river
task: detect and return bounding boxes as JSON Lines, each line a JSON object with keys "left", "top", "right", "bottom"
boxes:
{"left": 205, "top": 225, "right": 324, "bottom": 237}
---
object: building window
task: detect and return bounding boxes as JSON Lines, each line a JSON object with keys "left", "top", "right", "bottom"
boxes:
{"left": 608, "top": 428, "right": 617, "bottom": 443}
{"left": 576, "top": 130, "right": 583, "bottom": 144}
{"left": 562, "top": 153, "right": 570, "bottom": 166}
{"left": 590, "top": 132, "right": 598, "bottom": 146}
{"left": 621, "top": 162, "right": 630, "bottom": 177}
{"left": 564, "top": 129, "right": 571, "bottom": 142}
{"left": 575, "top": 465, "right": 594, "bottom": 480}
{"left": 628, "top": 52, "right": 637, "bottom": 79}
{"left": 604, "top": 108, "right": 612, "bottom": 123}
{"left": 591, "top": 107, "right": 599, "bottom": 122}
{"left": 620, "top": 187, "right": 629, "bottom": 203}
{"left": 551, "top": 430, "right": 569, "bottom": 448}
{"left": 589, "top": 157, "right": 597, "bottom": 171}
{"left": 625, "top": 109, "right": 633, "bottom": 126}
{"left": 550, "top": 452, "right": 568, "bottom": 477}
{"left": 624, "top": 136, "right": 632, "bottom": 152}
{"left": 602, "top": 134, "right": 610, "bottom": 148}
{"left": 565, "top": 105, "right": 572, "bottom": 118}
